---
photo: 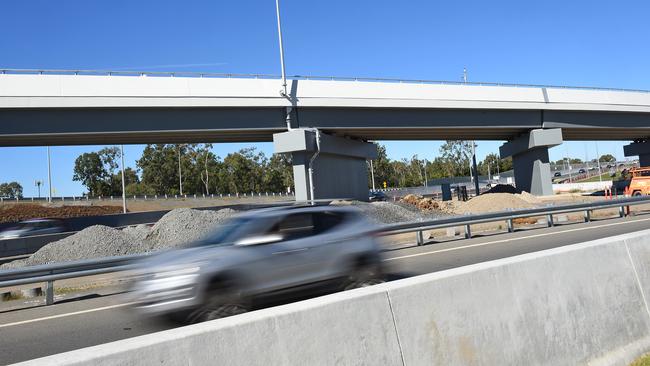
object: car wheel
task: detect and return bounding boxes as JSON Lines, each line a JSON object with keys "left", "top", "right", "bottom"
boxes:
{"left": 343, "top": 260, "right": 385, "bottom": 290}
{"left": 188, "top": 288, "right": 248, "bottom": 323}
{"left": 633, "top": 191, "right": 643, "bottom": 197}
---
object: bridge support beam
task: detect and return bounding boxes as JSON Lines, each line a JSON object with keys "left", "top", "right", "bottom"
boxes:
{"left": 273, "top": 129, "right": 377, "bottom": 201}
{"left": 499, "top": 129, "right": 563, "bottom": 196}
{"left": 623, "top": 140, "right": 650, "bottom": 167}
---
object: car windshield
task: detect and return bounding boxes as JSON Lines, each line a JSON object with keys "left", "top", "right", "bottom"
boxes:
{"left": 188, "top": 216, "right": 256, "bottom": 247}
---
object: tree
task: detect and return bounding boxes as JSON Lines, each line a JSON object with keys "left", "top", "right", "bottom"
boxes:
{"left": 438, "top": 140, "right": 473, "bottom": 177}
{"left": 0, "top": 182, "right": 23, "bottom": 198}
{"left": 478, "top": 154, "right": 513, "bottom": 176}
{"left": 368, "top": 144, "right": 396, "bottom": 188}
{"left": 137, "top": 144, "right": 185, "bottom": 195}
{"left": 264, "top": 153, "right": 293, "bottom": 193}
{"left": 73, "top": 152, "right": 107, "bottom": 196}
{"left": 599, "top": 154, "right": 616, "bottom": 163}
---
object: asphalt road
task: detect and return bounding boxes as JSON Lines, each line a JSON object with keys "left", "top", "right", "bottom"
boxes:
{"left": 2, "top": 214, "right": 650, "bottom": 364}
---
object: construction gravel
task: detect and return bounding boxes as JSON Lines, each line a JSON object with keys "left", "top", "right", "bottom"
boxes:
{"left": 145, "top": 208, "right": 237, "bottom": 250}
{"left": 1, "top": 225, "right": 153, "bottom": 269}
{"left": 337, "top": 201, "right": 441, "bottom": 224}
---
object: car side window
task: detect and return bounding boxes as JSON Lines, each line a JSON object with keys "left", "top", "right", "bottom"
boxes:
{"left": 269, "top": 213, "right": 315, "bottom": 241}
{"left": 313, "top": 212, "right": 345, "bottom": 235}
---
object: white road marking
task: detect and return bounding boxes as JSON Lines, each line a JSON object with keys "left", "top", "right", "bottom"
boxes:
{"left": 0, "top": 302, "right": 136, "bottom": 329}
{"left": 385, "top": 217, "right": 650, "bottom": 262}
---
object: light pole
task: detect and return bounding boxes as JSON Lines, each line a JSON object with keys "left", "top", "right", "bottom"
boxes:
{"left": 275, "top": 0, "right": 288, "bottom": 97}
{"left": 47, "top": 146, "right": 52, "bottom": 203}
{"left": 423, "top": 159, "right": 428, "bottom": 187}
{"left": 120, "top": 145, "right": 127, "bottom": 213}
{"left": 595, "top": 142, "right": 603, "bottom": 182}
{"left": 369, "top": 160, "right": 376, "bottom": 191}
{"left": 35, "top": 180, "right": 42, "bottom": 198}
{"left": 471, "top": 141, "right": 479, "bottom": 196}
{"left": 178, "top": 145, "right": 183, "bottom": 196}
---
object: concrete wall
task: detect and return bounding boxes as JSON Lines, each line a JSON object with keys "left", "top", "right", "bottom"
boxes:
{"left": 553, "top": 180, "right": 614, "bottom": 193}
{"left": 17, "top": 230, "right": 650, "bottom": 366}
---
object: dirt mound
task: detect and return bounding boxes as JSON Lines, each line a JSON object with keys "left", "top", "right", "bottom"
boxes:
{"left": 146, "top": 208, "right": 237, "bottom": 250}
{"left": 0, "top": 204, "right": 123, "bottom": 224}
{"left": 456, "top": 193, "right": 539, "bottom": 214}
{"left": 1, "top": 225, "right": 151, "bottom": 269}
{"left": 401, "top": 194, "right": 421, "bottom": 206}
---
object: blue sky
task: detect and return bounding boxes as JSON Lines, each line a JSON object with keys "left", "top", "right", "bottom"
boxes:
{"left": 1, "top": 0, "right": 648, "bottom": 196}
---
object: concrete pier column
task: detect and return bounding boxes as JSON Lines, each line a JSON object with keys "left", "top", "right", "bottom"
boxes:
{"left": 499, "top": 129, "right": 563, "bottom": 196}
{"left": 273, "top": 129, "right": 377, "bottom": 201}
{"left": 624, "top": 140, "right": 650, "bottom": 167}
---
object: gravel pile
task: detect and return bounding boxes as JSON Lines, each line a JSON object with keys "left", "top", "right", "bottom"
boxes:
{"left": 146, "top": 208, "right": 237, "bottom": 250}
{"left": 122, "top": 224, "right": 151, "bottom": 242}
{"left": 342, "top": 201, "right": 439, "bottom": 224}
{"left": 1, "top": 225, "right": 151, "bottom": 269}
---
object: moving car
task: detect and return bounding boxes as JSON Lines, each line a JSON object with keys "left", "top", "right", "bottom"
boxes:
{"left": 369, "top": 191, "right": 387, "bottom": 202}
{"left": 578, "top": 168, "right": 586, "bottom": 174}
{"left": 0, "top": 219, "right": 67, "bottom": 240}
{"left": 131, "top": 205, "right": 384, "bottom": 323}
{"left": 554, "top": 172, "right": 562, "bottom": 177}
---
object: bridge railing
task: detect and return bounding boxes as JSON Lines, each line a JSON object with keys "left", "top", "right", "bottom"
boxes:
{"left": 1, "top": 68, "right": 649, "bottom": 94}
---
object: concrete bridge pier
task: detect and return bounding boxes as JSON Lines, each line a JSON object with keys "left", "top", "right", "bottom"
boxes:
{"left": 273, "top": 129, "right": 377, "bottom": 201}
{"left": 499, "top": 128, "right": 563, "bottom": 196}
{"left": 624, "top": 140, "right": 650, "bottom": 167}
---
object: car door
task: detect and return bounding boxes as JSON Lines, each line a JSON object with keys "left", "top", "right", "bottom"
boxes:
{"left": 254, "top": 212, "right": 321, "bottom": 287}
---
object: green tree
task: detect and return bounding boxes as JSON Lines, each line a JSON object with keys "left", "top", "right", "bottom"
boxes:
{"left": 73, "top": 152, "right": 107, "bottom": 196}
{"left": 0, "top": 182, "right": 23, "bottom": 198}
{"left": 439, "top": 140, "right": 473, "bottom": 177}
{"left": 264, "top": 153, "right": 293, "bottom": 193}
{"left": 599, "top": 154, "right": 616, "bottom": 163}
{"left": 137, "top": 144, "right": 185, "bottom": 195}
{"left": 368, "top": 144, "right": 396, "bottom": 188}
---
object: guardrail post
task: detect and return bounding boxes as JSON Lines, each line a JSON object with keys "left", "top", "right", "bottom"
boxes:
{"left": 584, "top": 210, "right": 591, "bottom": 222}
{"left": 546, "top": 214, "right": 554, "bottom": 227}
{"left": 507, "top": 219, "right": 514, "bottom": 233}
{"left": 416, "top": 231, "right": 425, "bottom": 246}
{"left": 464, "top": 224, "right": 472, "bottom": 239}
{"left": 45, "top": 280, "right": 54, "bottom": 305}
{"left": 619, "top": 206, "right": 625, "bottom": 218}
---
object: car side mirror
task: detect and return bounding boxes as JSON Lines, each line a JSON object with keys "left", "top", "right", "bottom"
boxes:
{"left": 235, "top": 234, "right": 284, "bottom": 246}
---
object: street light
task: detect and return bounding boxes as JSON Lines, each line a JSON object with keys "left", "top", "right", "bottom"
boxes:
{"left": 120, "top": 145, "right": 127, "bottom": 213}
{"left": 47, "top": 146, "right": 52, "bottom": 203}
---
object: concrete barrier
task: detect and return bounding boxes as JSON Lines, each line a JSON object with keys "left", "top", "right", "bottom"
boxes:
{"left": 16, "top": 230, "right": 650, "bottom": 366}
{"left": 553, "top": 180, "right": 613, "bottom": 193}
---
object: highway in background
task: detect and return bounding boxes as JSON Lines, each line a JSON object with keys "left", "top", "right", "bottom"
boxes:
{"left": 2, "top": 214, "right": 650, "bottom": 364}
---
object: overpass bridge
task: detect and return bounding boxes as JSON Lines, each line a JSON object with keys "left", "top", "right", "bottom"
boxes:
{"left": 2, "top": 69, "right": 650, "bottom": 198}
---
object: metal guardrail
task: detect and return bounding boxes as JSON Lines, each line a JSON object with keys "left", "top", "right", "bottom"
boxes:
{"left": 1, "top": 68, "right": 649, "bottom": 94}
{"left": 0, "top": 254, "right": 148, "bottom": 305}
{"left": 2, "top": 195, "right": 650, "bottom": 305}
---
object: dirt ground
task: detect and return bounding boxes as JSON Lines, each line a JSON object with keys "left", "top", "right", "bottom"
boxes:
{"left": 0, "top": 196, "right": 292, "bottom": 223}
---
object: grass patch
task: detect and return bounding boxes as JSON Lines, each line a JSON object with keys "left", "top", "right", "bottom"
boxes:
{"left": 630, "top": 353, "right": 650, "bottom": 366}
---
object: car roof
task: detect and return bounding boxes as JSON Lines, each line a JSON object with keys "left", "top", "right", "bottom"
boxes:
{"left": 236, "top": 204, "right": 358, "bottom": 219}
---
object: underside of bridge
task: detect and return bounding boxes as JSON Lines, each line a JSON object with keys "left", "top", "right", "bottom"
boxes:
{"left": 1, "top": 107, "right": 650, "bottom": 146}
{"left": 2, "top": 106, "right": 650, "bottom": 198}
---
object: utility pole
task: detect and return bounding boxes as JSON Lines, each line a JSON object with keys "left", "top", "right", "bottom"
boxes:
{"left": 471, "top": 141, "right": 479, "bottom": 196}
{"left": 178, "top": 145, "right": 183, "bottom": 196}
{"left": 595, "top": 142, "right": 603, "bottom": 183}
{"left": 463, "top": 67, "right": 468, "bottom": 84}
{"left": 120, "top": 145, "right": 127, "bottom": 213}
{"left": 47, "top": 146, "right": 52, "bottom": 203}
{"left": 275, "top": 0, "right": 288, "bottom": 97}
{"left": 369, "top": 160, "right": 376, "bottom": 191}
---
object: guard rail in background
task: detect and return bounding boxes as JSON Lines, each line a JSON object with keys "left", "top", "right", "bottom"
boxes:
{"left": 0, "top": 191, "right": 295, "bottom": 203}
{"left": 0, "top": 254, "right": 147, "bottom": 305}
{"left": 2, "top": 196, "right": 650, "bottom": 308}
{"left": 17, "top": 229, "right": 650, "bottom": 365}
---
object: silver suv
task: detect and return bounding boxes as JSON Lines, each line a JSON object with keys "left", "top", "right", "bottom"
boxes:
{"left": 131, "top": 205, "right": 384, "bottom": 323}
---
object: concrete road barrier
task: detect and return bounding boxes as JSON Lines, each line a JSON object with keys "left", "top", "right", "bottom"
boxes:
{"left": 16, "top": 230, "right": 650, "bottom": 366}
